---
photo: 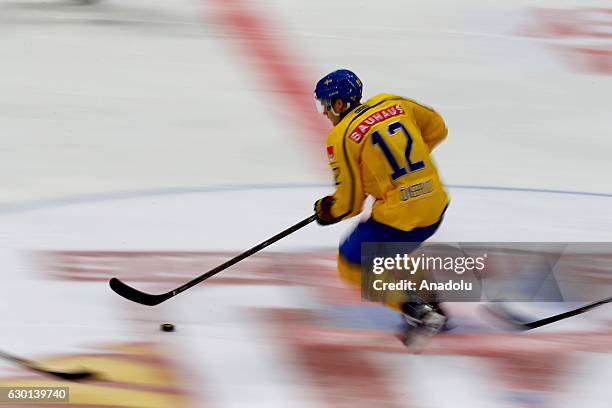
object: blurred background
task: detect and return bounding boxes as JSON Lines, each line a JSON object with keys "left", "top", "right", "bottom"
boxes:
{"left": 0, "top": 0, "right": 611, "bottom": 406}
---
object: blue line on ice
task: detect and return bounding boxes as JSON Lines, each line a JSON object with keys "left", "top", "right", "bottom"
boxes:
{"left": 0, "top": 182, "right": 610, "bottom": 216}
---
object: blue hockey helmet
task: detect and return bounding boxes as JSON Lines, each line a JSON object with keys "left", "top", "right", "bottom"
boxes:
{"left": 314, "top": 69, "right": 363, "bottom": 113}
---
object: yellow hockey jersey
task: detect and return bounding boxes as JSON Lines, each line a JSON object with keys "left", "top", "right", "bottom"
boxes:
{"left": 325, "top": 93, "right": 448, "bottom": 231}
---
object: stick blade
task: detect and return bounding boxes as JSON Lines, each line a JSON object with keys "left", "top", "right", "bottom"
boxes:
{"left": 109, "top": 278, "right": 169, "bottom": 306}
{"left": 481, "top": 302, "right": 530, "bottom": 331}
{"left": 47, "top": 369, "right": 97, "bottom": 381}
{"left": 483, "top": 296, "right": 612, "bottom": 331}
{"left": 0, "top": 351, "right": 97, "bottom": 382}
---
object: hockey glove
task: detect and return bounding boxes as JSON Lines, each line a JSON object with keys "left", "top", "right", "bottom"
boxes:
{"left": 314, "top": 196, "right": 340, "bottom": 225}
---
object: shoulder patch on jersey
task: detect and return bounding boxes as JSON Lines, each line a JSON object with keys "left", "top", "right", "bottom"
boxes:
{"left": 348, "top": 104, "right": 405, "bottom": 143}
{"left": 326, "top": 145, "right": 335, "bottom": 161}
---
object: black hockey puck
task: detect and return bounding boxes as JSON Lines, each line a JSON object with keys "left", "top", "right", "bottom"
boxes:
{"left": 160, "top": 323, "right": 175, "bottom": 332}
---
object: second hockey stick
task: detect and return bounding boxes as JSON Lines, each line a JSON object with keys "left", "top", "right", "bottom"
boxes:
{"left": 0, "top": 350, "right": 96, "bottom": 381}
{"left": 485, "top": 295, "right": 612, "bottom": 330}
{"left": 109, "top": 214, "right": 317, "bottom": 306}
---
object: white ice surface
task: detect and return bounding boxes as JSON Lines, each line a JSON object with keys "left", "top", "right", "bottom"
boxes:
{"left": 0, "top": 0, "right": 611, "bottom": 407}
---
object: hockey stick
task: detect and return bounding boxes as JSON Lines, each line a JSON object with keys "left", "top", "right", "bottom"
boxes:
{"left": 110, "top": 214, "right": 318, "bottom": 306}
{"left": 0, "top": 350, "right": 96, "bottom": 381}
{"left": 485, "top": 296, "right": 612, "bottom": 330}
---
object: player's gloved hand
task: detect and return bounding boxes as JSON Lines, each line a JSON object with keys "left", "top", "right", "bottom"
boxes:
{"left": 314, "top": 196, "right": 340, "bottom": 225}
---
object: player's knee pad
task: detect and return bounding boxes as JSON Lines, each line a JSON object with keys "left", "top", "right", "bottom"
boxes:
{"left": 338, "top": 253, "right": 406, "bottom": 312}
{"left": 337, "top": 254, "right": 362, "bottom": 288}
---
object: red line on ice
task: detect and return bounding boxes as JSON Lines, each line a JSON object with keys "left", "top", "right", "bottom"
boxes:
{"left": 210, "top": 0, "right": 329, "bottom": 160}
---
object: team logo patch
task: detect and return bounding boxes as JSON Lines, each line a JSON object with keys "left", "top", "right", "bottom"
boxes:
{"left": 349, "top": 104, "right": 405, "bottom": 143}
{"left": 326, "top": 145, "right": 335, "bottom": 161}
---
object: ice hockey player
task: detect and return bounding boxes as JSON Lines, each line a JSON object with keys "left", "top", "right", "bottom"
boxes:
{"left": 313, "top": 69, "right": 449, "bottom": 346}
